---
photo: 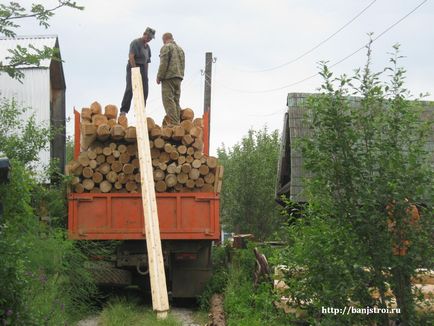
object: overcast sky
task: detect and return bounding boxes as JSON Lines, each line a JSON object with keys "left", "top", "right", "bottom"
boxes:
{"left": 17, "top": 0, "right": 434, "bottom": 155}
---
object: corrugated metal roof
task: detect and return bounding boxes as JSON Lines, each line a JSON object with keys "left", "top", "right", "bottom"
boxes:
{"left": 0, "top": 34, "right": 58, "bottom": 68}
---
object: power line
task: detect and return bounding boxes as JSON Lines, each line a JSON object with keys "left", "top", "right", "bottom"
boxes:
{"left": 215, "top": 0, "right": 428, "bottom": 94}
{"left": 224, "top": 0, "right": 378, "bottom": 73}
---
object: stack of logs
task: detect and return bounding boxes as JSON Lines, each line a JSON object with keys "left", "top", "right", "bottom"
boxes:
{"left": 67, "top": 101, "right": 223, "bottom": 194}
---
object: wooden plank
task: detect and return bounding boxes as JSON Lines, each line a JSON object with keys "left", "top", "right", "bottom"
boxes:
{"left": 131, "top": 67, "right": 169, "bottom": 319}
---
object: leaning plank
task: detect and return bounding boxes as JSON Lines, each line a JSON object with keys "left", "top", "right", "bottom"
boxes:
{"left": 131, "top": 67, "right": 169, "bottom": 319}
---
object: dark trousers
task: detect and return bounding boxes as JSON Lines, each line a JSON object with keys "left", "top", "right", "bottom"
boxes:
{"left": 120, "top": 63, "right": 148, "bottom": 113}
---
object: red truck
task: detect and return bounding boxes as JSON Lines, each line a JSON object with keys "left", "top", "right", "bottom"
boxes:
{"left": 68, "top": 110, "right": 220, "bottom": 298}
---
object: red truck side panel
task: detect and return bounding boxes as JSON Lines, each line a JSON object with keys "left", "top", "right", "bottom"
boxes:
{"left": 68, "top": 192, "right": 220, "bottom": 240}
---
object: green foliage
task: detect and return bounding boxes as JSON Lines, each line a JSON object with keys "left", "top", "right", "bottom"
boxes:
{"left": 0, "top": 98, "right": 52, "bottom": 167}
{"left": 99, "top": 297, "right": 181, "bottom": 326}
{"left": 280, "top": 43, "right": 433, "bottom": 324}
{"left": 0, "top": 0, "right": 83, "bottom": 80}
{"left": 217, "top": 127, "right": 282, "bottom": 239}
{"left": 223, "top": 246, "right": 291, "bottom": 326}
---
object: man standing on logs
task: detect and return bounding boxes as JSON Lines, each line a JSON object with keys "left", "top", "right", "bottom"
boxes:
{"left": 120, "top": 27, "right": 156, "bottom": 116}
{"left": 156, "top": 33, "right": 185, "bottom": 126}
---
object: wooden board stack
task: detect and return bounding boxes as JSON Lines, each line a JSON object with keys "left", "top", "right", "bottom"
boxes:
{"left": 67, "top": 101, "right": 223, "bottom": 194}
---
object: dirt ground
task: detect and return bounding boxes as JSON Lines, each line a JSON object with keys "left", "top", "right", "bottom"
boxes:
{"left": 209, "top": 294, "right": 225, "bottom": 326}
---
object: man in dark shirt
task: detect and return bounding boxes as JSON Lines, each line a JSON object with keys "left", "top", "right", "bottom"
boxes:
{"left": 120, "top": 27, "right": 155, "bottom": 116}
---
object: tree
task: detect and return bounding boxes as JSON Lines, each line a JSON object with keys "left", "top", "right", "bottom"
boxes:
{"left": 0, "top": 0, "right": 83, "bottom": 80}
{"left": 280, "top": 43, "right": 433, "bottom": 325}
{"left": 217, "top": 127, "right": 282, "bottom": 240}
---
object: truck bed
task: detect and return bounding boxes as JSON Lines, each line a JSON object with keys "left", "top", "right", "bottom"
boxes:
{"left": 68, "top": 192, "right": 220, "bottom": 240}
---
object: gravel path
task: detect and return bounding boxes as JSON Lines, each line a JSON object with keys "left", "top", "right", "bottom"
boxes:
{"left": 170, "top": 307, "right": 201, "bottom": 326}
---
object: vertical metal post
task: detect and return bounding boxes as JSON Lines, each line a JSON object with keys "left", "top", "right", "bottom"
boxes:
{"left": 203, "top": 52, "right": 212, "bottom": 155}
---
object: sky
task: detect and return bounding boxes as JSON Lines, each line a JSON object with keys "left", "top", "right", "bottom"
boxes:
{"left": 15, "top": 0, "right": 434, "bottom": 155}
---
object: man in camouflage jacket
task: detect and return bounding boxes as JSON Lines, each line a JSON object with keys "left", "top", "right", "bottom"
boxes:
{"left": 156, "top": 33, "right": 185, "bottom": 125}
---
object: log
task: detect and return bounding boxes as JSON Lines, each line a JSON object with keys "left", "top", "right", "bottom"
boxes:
{"left": 155, "top": 180, "right": 167, "bottom": 192}
{"left": 153, "top": 169, "right": 165, "bottom": 181}
{"left": 185, "top": 155, "right": 194, "bottom": 164}
{"left": 161, "top": 127, "right": 173, "bottom": 140}
{"left": 178, "top": 156, "right": 186, "bottom": 165}
{"left": 109, "top": 143, "right": 117, "bottom": 150}
{"left": 102, "top": 146, "right": 112, "bottom": 156}
{"left": 87, "top": 150, "right": 97, "bottom": 160}
{"left": 181, "top": 163, "right": 192, "bottom": 174}
{"left": 174, "top": 183, "right": 184, "bottom": 192}
{"left": 189, "top": 126, "right": 202, "bottom": 138}
{"left": 159, "top": 152, "right": 170, "bottom": 163}
{"left": 199, "top": 164, "right": 210, "bottom": 176}
{"left": 106, "top": 155, "right": 115, "bottom": 164}
{"left": 98, "top": 163, "right": 111, "bottom": 175}
{"left": 96, "top": 124, "right": 110, "bottom": 141}
{"left": 201, "top": 184, "right": 214, "bottom": 192}
{"left": 187, "top": 147, "right": 195, "bottom": 155}
{"left": 90, "top": 101, "right": 102, "bottom": 115}
{"left": 92, "top": 114, "right": 108, "bottom": 127}
{"left": 195, "top": 178, "right": 205, "bottom": 188}
{"left": 150, "top": 126, "right": 162, "bottom": 139}
{"left": 131, "top": 158, "right": 140, "bottom": 169}
{"left": 70, "top": 176, "right": 80, "bottom": 186}
{"left": 151, "top": 148, "right": 160, "bottom": 159}
{"left": 90, "top": 188, "right": 102, "bottom": 194}
{"left": 81, "top": 118, "right": 92, "bottom": 124}
{"left": 152, "top": 159, "right": 160, "bottom": 167}
{"left": 149, "top": 140, "right": 154, "bottom": 149}
{"left": 177, "top": 145, "right": 187, "bottom": 155}
{"left": 189, "top": 168, "right": 200, "bottom": 180}
{"left": 192, "top": 159, "right": 202, "bottom": 169}
{"left": 158, "top": 163, "right": 167, "bottom": 171}
{"left": 104, "top": 104, "right": 118, "bottom": 119}
{"left": 125, "top": 126, "right": 137, "bottom": 142}
{"left": 100, "top": 180, "right": 113, "bottom": 193}
{"left": 111, "top": 161, "right": 123, "bottom": 173}
{"left": 206, "top": 156, "right": 218, "bottom": 169}
{"left": 126, "top": 181, "right": 138, "bottom": 192}
{"left": 118, "top": 173, "right": 128, "bottom": 184}
{"left": 118, "top": 144, "right": 127, "bottom": 153}
{"left": 106, "top": 171, "right": 118, "bottom": 183}
{"left": 82, "top": 167, "right": 94, "bottom": 178}
{"left": 147, "top": 117, "right": 156, "bottom": 130}
{"left": 172, "top": 126, "right": 185, "bottom": 140}
{"left": 123, "top": 163, "right": 134, "bottom": 174}
{"left": 69, "top": 160, "right": 81, "bottom": 172}
{"left": 182, "top": 134, "right": 194, "bottom": 146}
{"left": 83, "top": 178, "right": 95, "bottom": 191}
{"left": 200, "top": 156, "right": 207, "bottom": 164}
{"left": 119, "top": 152, "right": 131, "bottom": 164}
{"left": 112, "top": 150, "right": 120, "bottom": 158}
{"left": 154, "top": 138, "right": 165, "bottom": 149}
{"left": 186, "top": 179, "right": 195, "bottom": 189}
{"left": 114, "top": 181, "right": 123, "bottom": 190}
{"left": 181, "top": 108, "right": 194, "bottom": 121}
{"left": 193, "top": 117, "right": 203, "bottom": 128}
{"left": 164, "top": 143, "right": 173, "bottom": 154}
{"left": 192, "top": 138, "right": 204, "bottom": 151}
{"left": 177, "top": 173, "right": 188, "bottom": 184}
{"left": 74, "top": 183, "right": 85, "bottom": 193}
{"left": 93, "top": 144, "right": 103, "bottom": 155}
{"left": 107, "top": 119, "right": 117, "bottom": 128}
{"left": 78, "top": 152, "right": 90, "bottom": 166}
{"left": 118, "top": 114, "right": 128, "bottom": 128}
{"left": 204, "top": 172, "right": 215, "bottom": 184}
{"left": 92, "top": 171, "right": 103, "bottom": 184}
{"left": 193, "top": 151, "right": 203, "bottom": 160}
{"left": 165, "top": 174, "right": 177, "bottom": 188}
{"left": 96, "top": 154, "right": 105, "bottom": 164}
{"left": 175, "top": 165, "right": 182, "bottom": 174}
{"left": 169, "top": 151, "right": 179, "bottom": 161}
{"left": 167, "top": 163, "right": 177, "bottom": 174}
{"left": 81, "top": 107, "right": 92, "bottom": 120}
{"left": 81, "top": 122, "right": 97, "bottom": 136}
{"left": 180, "top": 120, "right": 193, "bottom": 132}
{"left": 72, "top": 165, "right": 83, "bottom": 176}
{"left": 111, "top": 124, "right": 126, "bottom": 140}
{"left": 135, "top": 173, "right": 141, "bottom": 183}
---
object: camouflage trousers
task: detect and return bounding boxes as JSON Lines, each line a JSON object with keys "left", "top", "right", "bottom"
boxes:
{"left": 161, "top": 78, "right": 182, "bottom": 125}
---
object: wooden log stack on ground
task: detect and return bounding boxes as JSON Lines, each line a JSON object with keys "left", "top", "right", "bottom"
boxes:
{"left": 67, "top": 103, "right": 222, "bottom": 194}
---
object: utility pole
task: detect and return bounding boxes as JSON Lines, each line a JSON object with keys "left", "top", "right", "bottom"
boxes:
{"left": 203, "top": 52, "right": 212, "bottom": 155}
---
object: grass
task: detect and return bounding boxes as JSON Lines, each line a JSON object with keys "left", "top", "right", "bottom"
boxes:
{"left": 99, "top": 298, "right": 181, "bottom": 326}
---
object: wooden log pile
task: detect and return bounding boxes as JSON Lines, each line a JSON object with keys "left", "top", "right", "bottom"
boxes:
{"left": 67, "top": 102, "right": 223, "bottom": 194}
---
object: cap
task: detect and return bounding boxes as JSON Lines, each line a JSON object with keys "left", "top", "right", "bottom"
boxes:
{"left": 144, "top": 27, "right": 156, "bottom": 39}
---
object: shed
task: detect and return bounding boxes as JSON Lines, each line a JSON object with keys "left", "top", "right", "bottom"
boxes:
{"left": 276, "top": 92, "right": 434, "bottom": 203}
{"left": 0, "top": 35, "right": 66, "bottom": 179}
